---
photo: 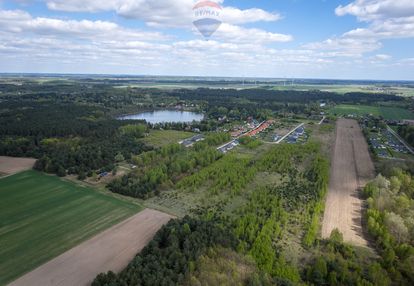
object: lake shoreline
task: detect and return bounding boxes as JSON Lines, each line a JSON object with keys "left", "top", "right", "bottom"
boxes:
{"left": 117, "top": 110, "right": 205, "bottom": 124}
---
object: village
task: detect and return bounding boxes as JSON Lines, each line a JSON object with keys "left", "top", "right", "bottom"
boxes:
{"left": 178, "top": 118, "right": 309, "bottom": 154}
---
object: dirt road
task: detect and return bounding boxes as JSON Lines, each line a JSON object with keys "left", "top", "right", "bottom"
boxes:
{"left": 321, "top": 119, "right": 374, "bottom": 246}
{"left": 0, "top": 156, "right": 36, "bottom": 176}
{"left": 9, "top": 209, "right": 173, "bottom": 286}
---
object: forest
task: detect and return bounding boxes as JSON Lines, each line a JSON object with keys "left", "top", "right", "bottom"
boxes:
{"left": 95, "top": 143, "right": 332, "bottom": 284}
{"left": 363, "top": 170, "right": 414, "bottom": 285}
{"left": 0, "top": 101, "right": 150, "bottom": 176}
{"left": 108, "top": 133, "right": 229, "bottom": 199}
{"left": 94, "top": 143, "right": 410, "bottom": 286}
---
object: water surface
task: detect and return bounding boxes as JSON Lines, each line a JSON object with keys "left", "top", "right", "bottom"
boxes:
{"left": 118, "top": 110, "right": 204, "bottom": 124}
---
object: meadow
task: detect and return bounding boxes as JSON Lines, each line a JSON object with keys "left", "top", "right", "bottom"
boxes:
{"left": 143, "top": 130, "right": 195, "bottom": 147}
{"left": 330, "top": 104, "right": 414, "bottom": 120}
{"left": 0, "top": 171, "right": 142, "bottom": 285}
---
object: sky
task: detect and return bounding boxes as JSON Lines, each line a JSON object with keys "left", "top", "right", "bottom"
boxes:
{"left": 0, "top": 0, "right": 414, "bottom": 80}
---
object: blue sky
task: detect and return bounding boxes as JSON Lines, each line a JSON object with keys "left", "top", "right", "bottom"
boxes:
{"left": 0, "top": 0, "right": 414, "bottom": 80}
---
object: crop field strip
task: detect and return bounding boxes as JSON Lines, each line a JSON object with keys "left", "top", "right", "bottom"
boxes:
{"left": 0, "top": 171, "right": 142, "bottom": 286}
{"left": 322, "top": 119, "right": 375, "bottom": 246}
{"left": 0, "top": 156, "right": 36, "bottom": 176}
{"left": 9, "top": 209, "right": 173, "bottom": 286}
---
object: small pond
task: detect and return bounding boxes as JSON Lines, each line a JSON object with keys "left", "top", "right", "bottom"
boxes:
{"left": 118, "top": 110, "right": 204, "bottom": 124}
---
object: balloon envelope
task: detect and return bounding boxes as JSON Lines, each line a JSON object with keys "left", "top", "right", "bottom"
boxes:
{"left": 193, "top": 1, "right": 222, "bottom": 38}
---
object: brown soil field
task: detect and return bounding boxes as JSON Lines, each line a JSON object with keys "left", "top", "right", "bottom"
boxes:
{"left": 9, "top": 209, "right": 174, "bottom": 286}
{"left": 0, "top": 156, "right": 36, "bottom": 176}
{"left": 321, "top": 119, "right": 375, "bottom": 246}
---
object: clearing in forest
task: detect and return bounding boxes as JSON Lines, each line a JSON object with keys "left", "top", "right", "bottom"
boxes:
{"left": 143, "top": 130, "right": 195, "bottom": 147}
{"left": 321, "top": 119, "right": 375, "bottom": 246}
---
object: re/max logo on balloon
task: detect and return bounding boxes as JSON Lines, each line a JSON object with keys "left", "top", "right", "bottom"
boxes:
{"left": 193, "top": 1, "right": 222, "bottom": 39}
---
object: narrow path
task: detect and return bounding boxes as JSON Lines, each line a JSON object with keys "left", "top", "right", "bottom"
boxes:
{"left": 275, "top": 123, "right": 304, "bottom": 144}
{"left": 9, "top": 209, "right": 174, "bottom": 286}
{"left": 318, "top": 116, "right": 326, "bottom": 125}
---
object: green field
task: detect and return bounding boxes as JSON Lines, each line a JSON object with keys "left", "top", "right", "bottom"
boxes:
{"left": 143, "top": 130, "right": 195, "bottom": 147}
{"left": 330, "top": 104, "right": 414, "bottom": 120}
{"left": 0, "top": 171, "right": 142, "bottom": 285}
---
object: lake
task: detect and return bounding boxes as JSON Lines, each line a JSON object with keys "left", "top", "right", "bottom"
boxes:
{"left": 118, "top": 110, "right": 204, "bottom": 124}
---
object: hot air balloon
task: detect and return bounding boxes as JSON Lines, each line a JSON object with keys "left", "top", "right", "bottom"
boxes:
{"left": 193, "top": 1, "right": 222, "bottom": 39}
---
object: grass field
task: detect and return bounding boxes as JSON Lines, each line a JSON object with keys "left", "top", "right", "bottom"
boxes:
{"left": 330, "top": 104, "right": 414, "bottom": 120}
{"left": 143, "top": 130, "right": 195, "bottom": 147}
{"left": 0, "top": 171, "right": 142, "bottom": 285}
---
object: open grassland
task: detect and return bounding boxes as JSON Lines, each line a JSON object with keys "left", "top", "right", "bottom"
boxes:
{"left": 143, "top": 130, "right": 195, "bottom": 147}
{"left": 0, "top": 171, "right": 142, "bottom": 286}
{"left": 331, "top": 104, "right": 414, "bottom": 120}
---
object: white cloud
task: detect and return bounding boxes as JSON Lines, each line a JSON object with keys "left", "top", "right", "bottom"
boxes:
{"left": 303, "top": 37, "right": 381, "bottom": 57}
{"left": 46, "top": 0, "right": 120, "bottom": 12}
{"left": 0, "top": 9, "right": 166, "bottom": 40}
{"left": 336, "top": 0, "right": 414, "bottom": 21}
{"left": 374, "top": 54, "right": 391, "bottom": 60}
{"left": 45, "top": 0, "right": 282, "bottom": 28}
{"left": 305, "top": 0, "right": 414, "bottom": 60}
{"left": 1, "top": 3, "right": 412, "bottom": 79}
{"left": 221, "top": 6, "right": 281, "bottom": 24}
{"left": 214, "top": 23, "right": 292, "bottom": 44}
{"left": 335, "top": 0, "right": 414, "bottom": 41}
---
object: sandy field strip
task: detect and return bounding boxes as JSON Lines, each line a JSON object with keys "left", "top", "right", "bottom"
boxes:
{"left": 321, "top": 119, "right": 374, "bottom": 246}
{"left": 0, "top": 156, "right": 36, "bottom": 176}
{"left": 9, "top": 209, "right": 173, "bottom": 286}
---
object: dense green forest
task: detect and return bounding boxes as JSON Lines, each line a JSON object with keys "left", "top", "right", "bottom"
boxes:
{"left": 363, "top": 171, "right": 414, "bottom": 285}
{"left": 93, "top": 217, "right": 238, "bottom": 286}
{"left": 0, "top": 101, "right": 150, "bottom": 176}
